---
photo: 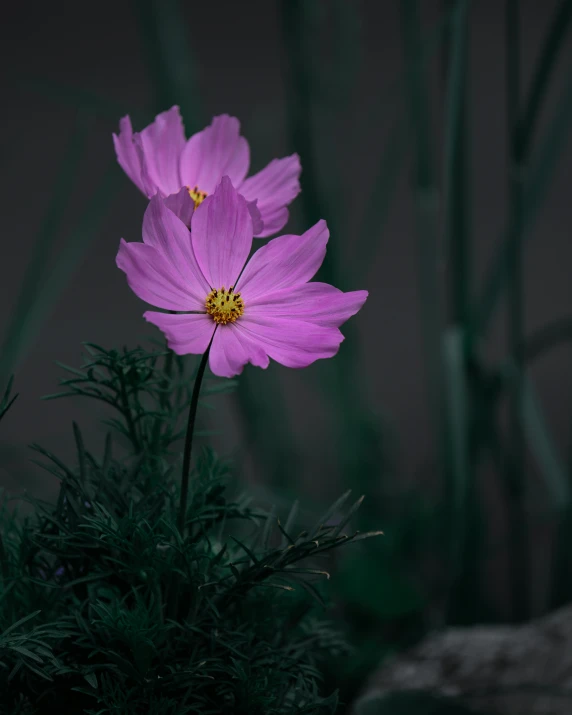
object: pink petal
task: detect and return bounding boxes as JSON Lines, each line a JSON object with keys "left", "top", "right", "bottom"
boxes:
{"left": 247, "top": 283, "right": 368, "bottom": 327}
{"left": 250, "top": 205, "right": 289, "bottom": 239}
{"left": 236, "top": 220, "right": 329, "bottom": 300}
{"left": 116, "top": 239, "right": 203, "bottom": 311}
{"left": 163, "top": 187, "right": 196, "bottom": 227}
{"left": 179, "top": 115, "right": 250, "bottom": 194}
{"left": 235, "top": 316, "right": 344, "bottom": 368}
{"left": 144, "top": 311, "right": 215, "bottom": 355}
{"left": 142, "top": 195, "right": 211, "bottom": 299}
{"left": 190, "top": 176, "right": 253, "bottom": 289}
{"left": 238, "top": 154, "right": 301, "bottom": 237}
{"left": 246, "top": 199, "right": 264, "bottom": 236}
{"left": 113, "top": 115, "right": 146, "bottom": 195}
{"left": 134, "top": 106, "right": 186, "bottom": 197}
{"left": 208, "top": 323, "right": 270, "bottom": 377}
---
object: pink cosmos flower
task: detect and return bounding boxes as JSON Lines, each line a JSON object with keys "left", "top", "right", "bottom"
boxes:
{"left": 116, "top": 177, "right": 367, "bottom": 378}
{"left": 113, "top": 106, "right": 301, "bottom": 238}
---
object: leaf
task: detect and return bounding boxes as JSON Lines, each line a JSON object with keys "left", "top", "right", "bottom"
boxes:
{"left": 1, "top": 611, "right": 41, "bottom": 638}
{"left": 229, "top": 536, "right": 259, "bottom": 566}
{"left": 261, "top": 505, "right": 276, "bottom": 550}
{"left": 10, "top": 646, "right": 43, "bottom": 663}
{"left": 333, "top": 494, "right": 365, "bottom": 537}
{"left": 0, "top": 376, "right": 18, "bottom": 423}
{"left": 309, "top": 490, "right": 352, "bottom": 538}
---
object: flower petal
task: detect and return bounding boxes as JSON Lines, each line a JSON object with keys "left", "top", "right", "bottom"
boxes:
{"left": 236, "top": 219, "right": 329, "bottom": 300}
{"left": 235, "top": 316, "right": 344, "bottom": 368}
{"left": 163, "top": 187, "right": 196, "bottom": 227}
{"left": 179, "top": 115, "right": 250, "bottom": 194}
{"left": 142, "top": 195, "right": 211, "bottom": 300}
{"left": 113, "top": 115, "right": 146, "bottom": 195}
{"left": 208, "top": 323, "right": 270, "bottom": 377}
{"left": 144, "top": 311, "right": 215, "bottom": 355}
{"left": 116, "top": 239, "right": 202, "bottom": 311}
{"left": 190, "top": 176, "right": 253, "bottom": 289}
{"left": 251, "top": 205, "right": 289, "bottom": 239}
{"left": 134, "top": 106, "right": 186, "bottom": 197}
{"left": 247, "top": 283, "right": 368, "bottom": 327}
{"left": 246, "top": 199, "right": 264, "bottom": 236}
{"left": 238, "top": 154, "right": 301, "bottom": 237}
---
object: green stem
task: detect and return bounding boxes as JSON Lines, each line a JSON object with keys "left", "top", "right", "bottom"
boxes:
{"left": 506, "top": 0, "right": 529, "bottom": 623}
{"left": 518, "top": 0, "right": 572, "bottom": 159}
{"left": 400, "top": 0, "right": 446, "bottom": 520}
{"left": 177, "top": 346, "right": 211, "bottom": 535}
{"left": 119, "top": 375, "right": 140, "bottom": 452}
{"left": 510, "top": 317, "right": 572, "bottom": 365}
{"left": 133, "top": 0, "right": 203, "bottom": 132}
{"left": 473, "top": 0, "right": 572, "bottom": 339}
{"left": 0, "top": 533, "right": 7, "bottom": 581}
{"left": 441, "top": 0, "right": 475, "bottom": 625}
{"left": 150, "top": 346, "right": 174, "bottom": 455}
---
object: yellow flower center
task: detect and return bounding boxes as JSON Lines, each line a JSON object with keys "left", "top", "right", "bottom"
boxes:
{"left": 205, "top": 286, "right": 244, "bottom": 325}
{"left": 188, "top": 185, "right": 208, "bottom": 209}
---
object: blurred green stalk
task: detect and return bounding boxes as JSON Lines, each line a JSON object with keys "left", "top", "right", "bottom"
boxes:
{"left": 0, "top": 111, "right": 123, "bottom": 384}
{"left": 279, "top": 0, "right": 377, "bottom": 497}
{"left": 280, "top": 0, "right": 337, "bottom": 283}
{"left": 505, "top": 0, "right": 529, "bottom": 623}
{"left": 399, "top": 0, "right": 446, "bottom": 506}
{"left": 473, "top": 0, "right": 572, "bottom": 338}
{"left": 441, "top": 0, "right": 479, "bottom": 625}
{"left": 133, "top": 0, "right": 203, "bottom": 131}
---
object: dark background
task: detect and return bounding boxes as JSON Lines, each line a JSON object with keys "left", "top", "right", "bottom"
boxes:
{"left": 1, "top": 0, "right": 572, "bottom": 681}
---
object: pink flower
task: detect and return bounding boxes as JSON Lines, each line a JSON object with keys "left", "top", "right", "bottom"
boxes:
{"left": 117, "top": 177, "right": 367, "bottom": 378}
{"left": 113, "top": 106, "right": 301, "bottom": 238}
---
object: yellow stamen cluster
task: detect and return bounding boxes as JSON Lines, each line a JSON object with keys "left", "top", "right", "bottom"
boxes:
{"left": 188, "top": 185, "right": 208, "bottom": 209}
{"left": 205, "top": 286, "right": 244, "bottom": 325}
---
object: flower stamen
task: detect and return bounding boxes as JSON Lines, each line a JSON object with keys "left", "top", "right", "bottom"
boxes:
{"left": 188, "top": 185, "right": 208, "bottom": 209}
{"left": 205, "top": 286, "right": 244, "bottom": 325}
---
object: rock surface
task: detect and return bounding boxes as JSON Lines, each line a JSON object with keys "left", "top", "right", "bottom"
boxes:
{"left": 353, "top": 604, "right": 572, "bottom": 715}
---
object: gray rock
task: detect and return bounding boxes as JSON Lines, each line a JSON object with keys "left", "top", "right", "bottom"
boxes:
{"left": 353, "top": 604, "right": 572, "bottom": 715}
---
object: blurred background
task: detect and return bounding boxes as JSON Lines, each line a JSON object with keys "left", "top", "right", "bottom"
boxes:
{"left": 1, "top": 0, "right": 572, "bottom": 710}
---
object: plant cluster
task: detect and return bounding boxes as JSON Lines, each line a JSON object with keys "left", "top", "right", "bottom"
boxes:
{"left": 0, "top": 345, "right": 379, "bottom": 714}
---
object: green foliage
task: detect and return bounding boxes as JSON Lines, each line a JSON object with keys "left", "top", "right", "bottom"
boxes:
{"left": 41, "top": 342, "right": 236, "bottom": 459}
{"left": 0, "top": 377, "right": 18, "bottom": 425}
{"left": 0, "top": 344, "right": 380, "bottom": 714}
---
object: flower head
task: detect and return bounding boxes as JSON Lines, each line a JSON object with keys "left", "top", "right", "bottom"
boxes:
{"left": 113, "top": 107, "right": 301, "bottom": 238}
{"left": 117, "top": 177, "right": 367, "bottom": 378}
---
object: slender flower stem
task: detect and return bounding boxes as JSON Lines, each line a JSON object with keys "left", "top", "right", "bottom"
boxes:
{"left": 177, "top": 345, "right": 211, "bottom": 535}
